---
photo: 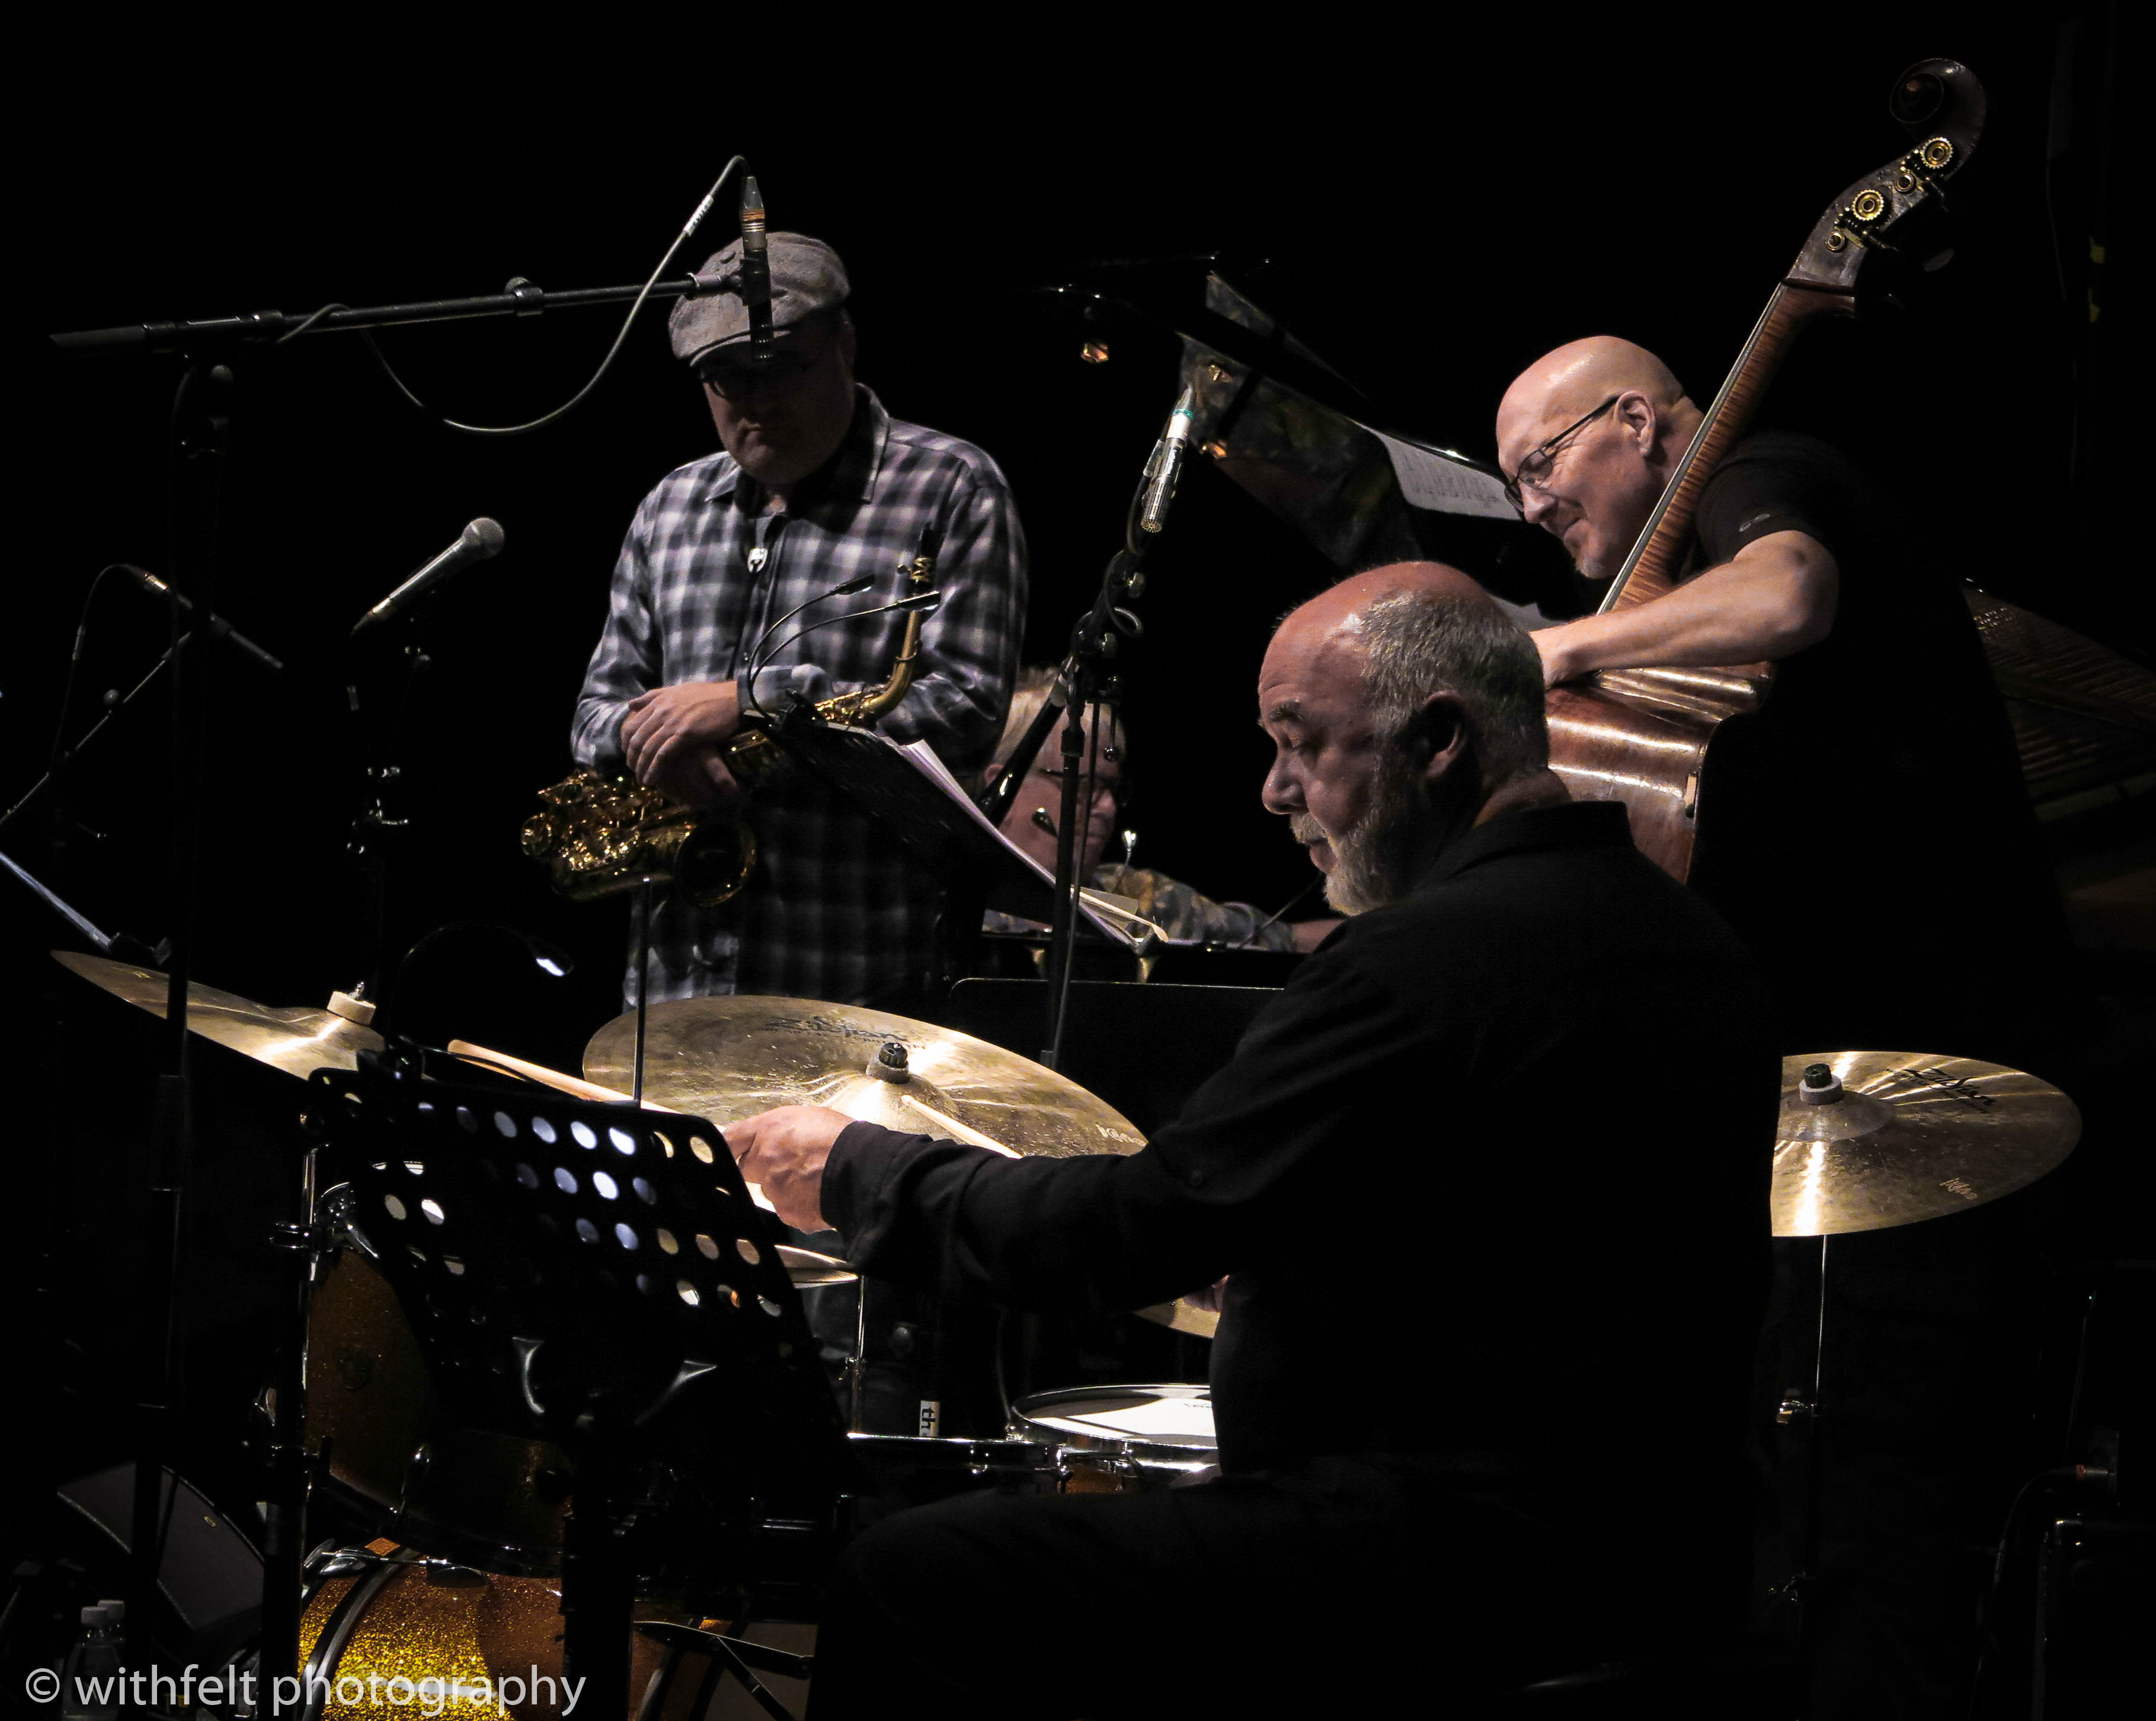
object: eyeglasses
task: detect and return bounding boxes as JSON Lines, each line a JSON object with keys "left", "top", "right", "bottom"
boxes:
{"left": 1501, "top": 395, "right": 1620, "bottom": 510}
{"left": 696, "top": 322, "right": 838, "bottom": 399}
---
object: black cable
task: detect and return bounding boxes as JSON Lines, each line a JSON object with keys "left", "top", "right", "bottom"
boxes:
{"left": 741, "top": 575, "right": 876, "bottom": 727}
{"left": 346, "top": 155, "right": 744, "bottom": 437}
{"left": 272, "top": 302, "right": 349, "bottom": 346}
{"left": 750, "top": 592, "right": 942, "bottom": 693}
{"left": 1247, "top": 872, "right": 1326, "bottom": 942}
{"left": 45, "top": 564, "right": 126, "bottom": 778}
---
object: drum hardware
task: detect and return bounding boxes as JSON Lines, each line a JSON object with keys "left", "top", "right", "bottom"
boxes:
{"left": 308, "top": 1060, "right": 853, "bottom": 1720}
{"left": 1007, "top": 1385, "right": 1218, "bottom": 1494}
{"left": 1764, "top": 1050, "right": 2082, "bottom": 1646}
{"left": 635, "top": 1619, "right": 815, "bottom": 1718}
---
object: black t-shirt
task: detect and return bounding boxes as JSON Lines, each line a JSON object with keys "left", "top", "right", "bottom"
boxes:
{"left": 1684, "top": 431, "right": 2068, "bottom": 1061}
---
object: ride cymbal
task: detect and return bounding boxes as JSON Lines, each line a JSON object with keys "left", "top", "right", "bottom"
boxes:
{"left": 585, "top": 995, "right": 1145, "bottom": 1161}
{"left": 52, "top": 950, "right": 383, "bottom": 1080}
{"left": 1773, "top": 1051, "right": 2080, "bottom": 1237}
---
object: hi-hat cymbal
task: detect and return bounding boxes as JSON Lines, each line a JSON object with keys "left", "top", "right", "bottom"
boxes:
{"left": 585, "top": 996, "right": 1146, "bottom": 1160}
{"left": 1773, "top": 1051, "right": 2080, "bottom": 1237}
{"left": 52, "top": 950, "right": 384, "bottom": 1080}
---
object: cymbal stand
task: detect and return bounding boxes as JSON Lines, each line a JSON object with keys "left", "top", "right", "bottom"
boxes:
{"left": 633, "top": 879, "right": 655, "bottom": 1102}
{"left": 1768, "top": 1235, "right": 1830, "bottom": 1650}
{"left": 846, "top": 1279, "right": 869, "bottom": 1433}
{"left": 258, "top": 1139, "right": 329, "bottom": 1710}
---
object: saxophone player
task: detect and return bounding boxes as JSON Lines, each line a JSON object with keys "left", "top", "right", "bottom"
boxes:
{"left": 570, "top": 232, "right": 1026, "bottom": 1009}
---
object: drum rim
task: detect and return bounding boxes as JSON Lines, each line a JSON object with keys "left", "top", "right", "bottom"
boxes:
{"left": 1006, "top": 1382, "right": 1216, "bottom": 1458}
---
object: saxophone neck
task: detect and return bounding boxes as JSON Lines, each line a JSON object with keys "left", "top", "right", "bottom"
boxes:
{"left": 849, "top": 525, "right": 943, "bottom": 722}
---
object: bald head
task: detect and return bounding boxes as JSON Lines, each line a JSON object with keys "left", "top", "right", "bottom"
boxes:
{"left": 1493, "top": 338, "right": 1703, "bottom": 580}
{"left": 1496, "top": 336, "right": 1691, "bottom": 455}
{"left": 1275, "top": 561, "right": 1493, "bottom": 660}
{"left": 1257, "top": 562, "right": 1554, "bottom": 910}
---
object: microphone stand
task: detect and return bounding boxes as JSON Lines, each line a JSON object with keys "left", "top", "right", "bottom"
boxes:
{"left": 51, "top": 274, "right": 739, "bottom": 357}
{"left": 42, "top": 226, "right": 752, "bottom": 1717}
{"left": 127, "top": 356, "right": 232, "bottom": 1683}
{"left": 0, "top": 615, "right": 268, "bottom": 843}
{"left": 1017, "top": 480, "right": 1157, "bottom": 1072}
{"left": 344, "top": 607, "right": 440, "bottom": 1018}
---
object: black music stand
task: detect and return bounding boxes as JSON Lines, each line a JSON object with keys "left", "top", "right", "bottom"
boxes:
{"left": 307, "top": 1054, "right": 850, "bottom": 1719}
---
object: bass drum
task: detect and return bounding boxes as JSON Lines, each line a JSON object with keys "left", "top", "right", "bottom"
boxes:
{"left": 1007, "top": 1384, "right": 1217, "bottom": 1492}
{"left": 303, "top": 1195, "right": 570, "bottom": 1572}
{"left": 294, "top": 1543, "right": 689, "bottom": 1720}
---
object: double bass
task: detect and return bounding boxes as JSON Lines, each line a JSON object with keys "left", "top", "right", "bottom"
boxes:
{"left": 1545, "top": 58, "right": 1988, "bottom": 880}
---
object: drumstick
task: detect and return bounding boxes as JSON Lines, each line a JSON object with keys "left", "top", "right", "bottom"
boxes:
{"left": 897, "top": 1094, "right": 1022, "bottom": 1158}
{"left": 446, "top": 1039, "right": 684, "bottom": 1112}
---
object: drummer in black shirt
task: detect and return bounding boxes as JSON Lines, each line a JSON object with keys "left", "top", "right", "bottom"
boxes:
{"left": 1496, "top": 337, "right": 2078, "bottom": 1721}
{"left": 729, "top": 564, "right": 1778, "bottom": 1718}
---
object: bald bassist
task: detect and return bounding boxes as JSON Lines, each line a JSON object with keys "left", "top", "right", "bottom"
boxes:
{"left": 1488, "top": 59, "right": 2069, "bottom": 1065}
{"left": 1491, "top": 63, "right": 2082, "bottom": 1721}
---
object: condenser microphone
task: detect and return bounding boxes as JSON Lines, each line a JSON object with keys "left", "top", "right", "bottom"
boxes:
{"left": 351, "top": 519, "right": 504, "bottom": 638}
{"left": 738, "top": 175, "right": 773, "bottom": 367}
{"left": 1139, "top": 386, "right": 1197, "bottom": 534}
{"left": 125, "top": 566, "right": 284, "bottom": 674}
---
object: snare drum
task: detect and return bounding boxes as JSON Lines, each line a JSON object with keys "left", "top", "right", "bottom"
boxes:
{"left": 1008, "top": 1384, "right": 1217, "bottom": 1493}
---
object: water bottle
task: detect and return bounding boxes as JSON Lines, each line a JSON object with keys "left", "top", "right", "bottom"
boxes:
{"left": 59, "top": 1604, "right": 120, "bottom": 1721}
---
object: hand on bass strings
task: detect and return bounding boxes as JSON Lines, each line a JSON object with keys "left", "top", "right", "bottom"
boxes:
{"left": 622, "top": 680, "right": 742, "bottom": 782}
{"left": 726, "top": 1104, "right": 853, "bottom": 1233}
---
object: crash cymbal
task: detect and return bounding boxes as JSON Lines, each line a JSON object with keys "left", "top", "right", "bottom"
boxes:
{"left": 585, "top": 996, "right": 1146, "bottom": 1160}
{"left": 778, "top": 1244, "right": 858, "bottom": 1288}
{"left": 52, "top": 950, "right": 383, "bottom": 1080}
{"left": 1773, "top": 1051, "right": 2080, "bottom": 1237}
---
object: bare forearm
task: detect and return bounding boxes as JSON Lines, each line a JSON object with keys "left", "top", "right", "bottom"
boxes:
{"left": 1538, "top": 532, "right": 1837, "bottom": 683}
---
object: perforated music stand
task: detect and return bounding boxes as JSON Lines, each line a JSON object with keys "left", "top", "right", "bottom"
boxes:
{"left": 308, "top": 1053, "right": 850, "bottom": 1719}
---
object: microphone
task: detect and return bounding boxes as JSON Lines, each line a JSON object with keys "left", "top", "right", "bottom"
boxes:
{"left": 1139, "top": 385, "right": 1197, "bottom": 535}
{"left": 124, "top": 566, "right": 284, "bottom": 675}
{"left": 738, "top": 175, "right": 773, "bottom": 367}
{"left": 351, "top": 519, "right": 504, "bottom": 638}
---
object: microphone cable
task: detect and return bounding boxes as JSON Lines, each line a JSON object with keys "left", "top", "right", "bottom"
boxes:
{"left": 282, "top": 155, "right": 747, "bottom": 438}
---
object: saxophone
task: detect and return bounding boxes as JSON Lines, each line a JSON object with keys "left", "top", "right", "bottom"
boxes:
{"left": 523, "top": 535, "right": 938, "bottom": 907}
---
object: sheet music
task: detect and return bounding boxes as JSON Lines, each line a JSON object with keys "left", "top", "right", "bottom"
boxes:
{"left": 894, "top": 740, "right": 1163, "bottom": 947}
{"left": 1371, "top": 431, "right": 1517, "bottom": 520}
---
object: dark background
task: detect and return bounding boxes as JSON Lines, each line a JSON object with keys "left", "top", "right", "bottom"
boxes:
{"left": 4, "top": 14, "right": 2134, "bottom": 1505}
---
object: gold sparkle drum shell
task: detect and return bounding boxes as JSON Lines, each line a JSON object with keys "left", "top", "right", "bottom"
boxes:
{"left": 293, "top": 1549, "right": 684, "bottom": 1720}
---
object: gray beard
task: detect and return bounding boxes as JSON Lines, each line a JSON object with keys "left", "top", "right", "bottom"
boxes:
{"left": 1291, "top": 756, "right": 1424, "bottom": 916}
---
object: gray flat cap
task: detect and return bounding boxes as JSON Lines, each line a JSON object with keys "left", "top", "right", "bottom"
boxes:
{"left": 668, "top": 232, "right": 850, "bottom": 366}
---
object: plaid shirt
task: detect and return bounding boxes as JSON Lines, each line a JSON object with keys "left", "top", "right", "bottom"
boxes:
{"left": 571, "top": 388, "right": 1026, "bottom": 1005}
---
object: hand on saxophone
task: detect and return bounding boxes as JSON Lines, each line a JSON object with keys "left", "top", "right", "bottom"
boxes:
{"left": 622, "top": 681, "right": 744, "bottom": 811}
